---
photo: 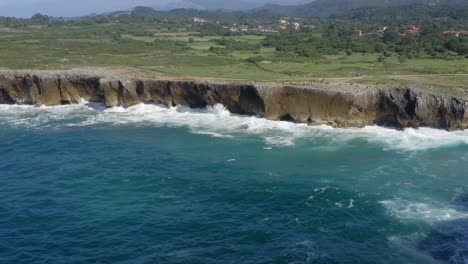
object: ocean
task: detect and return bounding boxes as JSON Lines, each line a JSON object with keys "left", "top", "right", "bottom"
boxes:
{"left": 1, "top": 102, "right": 467, "bottom": 264}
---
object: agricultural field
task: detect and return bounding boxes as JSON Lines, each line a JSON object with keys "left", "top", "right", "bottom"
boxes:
{"left": 1, "top": 21, "right": 468, "bottom": 91}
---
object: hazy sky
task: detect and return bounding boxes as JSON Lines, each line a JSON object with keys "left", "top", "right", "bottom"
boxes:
{"left": 0, "top": 0, "right": 306, "bottom": 18}
{"left": 0, "top": 0, "right": 172, "bottom": 17}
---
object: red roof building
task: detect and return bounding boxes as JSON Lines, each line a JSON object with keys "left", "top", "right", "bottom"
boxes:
{"left": 192, "top": 17, "right": 207, "bottom": 23}
{"left": 354, "top": 30, "right": 363, "bottom": 36}
{"left": 292, "top": 22, "right": 300, "bottom": 31}
{"left": 405, "top": 25, "right": 421, "bottom": 35}
{"left": 443, "top": 30, "right": 468, "bottom": 37}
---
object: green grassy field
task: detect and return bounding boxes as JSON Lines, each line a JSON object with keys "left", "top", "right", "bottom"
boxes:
{"left": 1, "top": 22, "right": 468, "bottom": 92}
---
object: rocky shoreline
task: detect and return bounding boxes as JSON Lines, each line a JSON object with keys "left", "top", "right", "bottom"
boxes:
{"left": 0, "top": 71, "right": 467, "bottom": 130}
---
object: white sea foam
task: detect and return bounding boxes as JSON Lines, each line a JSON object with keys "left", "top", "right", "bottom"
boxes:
{"left": 380, "top": 199, "right": 468, "bottom": 223}
{"left": 1, "top": 103, "right": 468, "bottom": 150}
{"left": 193, "top": 131, "right": 234, "bottom": 139}
{"left": 264, "top": 136, "right": 295, "bottom": 147}
{"left": 334, "top": 200, "right": 354, "bottom": 208}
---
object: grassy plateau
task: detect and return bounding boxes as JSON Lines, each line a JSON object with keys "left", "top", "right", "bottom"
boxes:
{"left": 1, "top": 21, "right": 468, "bottom": 96}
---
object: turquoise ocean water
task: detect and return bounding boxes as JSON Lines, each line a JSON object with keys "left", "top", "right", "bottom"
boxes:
{"left": 1, "top": 102, "right": 468, "bottom": 264}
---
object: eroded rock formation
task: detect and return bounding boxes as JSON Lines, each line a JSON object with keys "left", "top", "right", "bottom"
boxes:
{"left": 1, "top": 72, "right": 467, "bottom": 130}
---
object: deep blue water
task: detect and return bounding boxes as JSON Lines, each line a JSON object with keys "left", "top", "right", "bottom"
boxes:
{"left": 1, "top": 103, "right": 468, "bottom": 264}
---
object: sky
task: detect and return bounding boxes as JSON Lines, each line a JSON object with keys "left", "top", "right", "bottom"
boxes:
{"left": 0, "top": 0, "right": 308, "bottom": 18}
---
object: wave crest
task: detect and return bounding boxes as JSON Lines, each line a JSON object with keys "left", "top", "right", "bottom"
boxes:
{"left": 1, "top": 103, "right": 468, "bottom": 150}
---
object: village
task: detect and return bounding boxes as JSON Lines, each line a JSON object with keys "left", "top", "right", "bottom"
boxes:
{"left": 194, "top": 16, "right": 468, "bottom": 39}
{"left": 353, "top": 25, "right": 423, "bottom": 37}
{"left": 193, "top": 16, "right": 301, "bottom": 33}
{"left": 355, "top": 25, "right": 468, "bottom": 38}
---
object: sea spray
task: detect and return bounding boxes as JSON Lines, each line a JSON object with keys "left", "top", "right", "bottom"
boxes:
{"left": 1, "top": 103, "right": 468, "bottom": 150}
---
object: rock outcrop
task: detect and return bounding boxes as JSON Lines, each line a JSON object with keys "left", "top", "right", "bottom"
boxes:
{"left": 0, "top": 72, "right": 467, "bottom": 130}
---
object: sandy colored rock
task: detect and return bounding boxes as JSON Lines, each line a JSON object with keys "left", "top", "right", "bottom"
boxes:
{"left": 0, "top": 71, "right": 467, "bottom": 131}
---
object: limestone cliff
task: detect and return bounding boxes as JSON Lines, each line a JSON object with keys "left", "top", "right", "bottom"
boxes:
{"left": 0, "top": 72, "right": 467, "bottom": 130}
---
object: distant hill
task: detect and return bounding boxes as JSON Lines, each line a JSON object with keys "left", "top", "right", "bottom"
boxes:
{"left": 162, "top": 0, "right": 308, "bottom": 11}
{"left": 257, "top": 0, "right": 468, "bottom": 17}
{"left": 97, "top": 0, "right": 468, "bottom": 22}
{"left": 127, "top": 6, "right": 279, "bottom": 22}
{"left": 166, "top": 0, "right": 258, "bottom": 10}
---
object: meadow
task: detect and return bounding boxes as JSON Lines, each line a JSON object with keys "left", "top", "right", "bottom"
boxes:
{"left": 1, "top": 21, "right": 468, "bottom": 94}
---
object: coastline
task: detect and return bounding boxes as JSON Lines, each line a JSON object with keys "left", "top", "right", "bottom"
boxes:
{"left": 0, "top": 69, "right": 467, "bottom": 131}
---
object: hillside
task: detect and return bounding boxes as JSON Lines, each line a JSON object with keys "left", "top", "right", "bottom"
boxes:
{"left": 95, "top": 0, "right": 468, "bottom": 21}
{"left": 258, "top": 0, "right": 468, "bottom": 17}
{"left": 162, "top": 0, "right": 309, "bottom": 11}
{"left": 128, "top": 6, "right": 279, "bottom": 21}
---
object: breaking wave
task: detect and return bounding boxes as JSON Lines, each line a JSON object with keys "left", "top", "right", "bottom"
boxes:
{"left": 380, "top": 199, "right": 468, "bottom": 223}
{"left": 1, "top": 102, "right": 468, "bottom": 150}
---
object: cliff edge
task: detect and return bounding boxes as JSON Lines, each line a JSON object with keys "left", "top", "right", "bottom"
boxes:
{"left": 0, "top": 71, "right": 467, "bottom": 130}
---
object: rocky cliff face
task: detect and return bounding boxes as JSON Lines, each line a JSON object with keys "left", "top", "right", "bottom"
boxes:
{"left": 0, "top": 72, "right": 467, "bottom": 130}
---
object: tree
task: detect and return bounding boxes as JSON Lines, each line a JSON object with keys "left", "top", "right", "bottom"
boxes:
{"left": 398, "top": 55, "right": 406, "bottom": 64}
{"left": 382, "top": 27, "right": 401, "bottom": 44}
{"left": 31, "top": 13, "right": 49, "bottom": 23}
{"left": 444, "top": 36, "right": 461, "bottom": 53}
